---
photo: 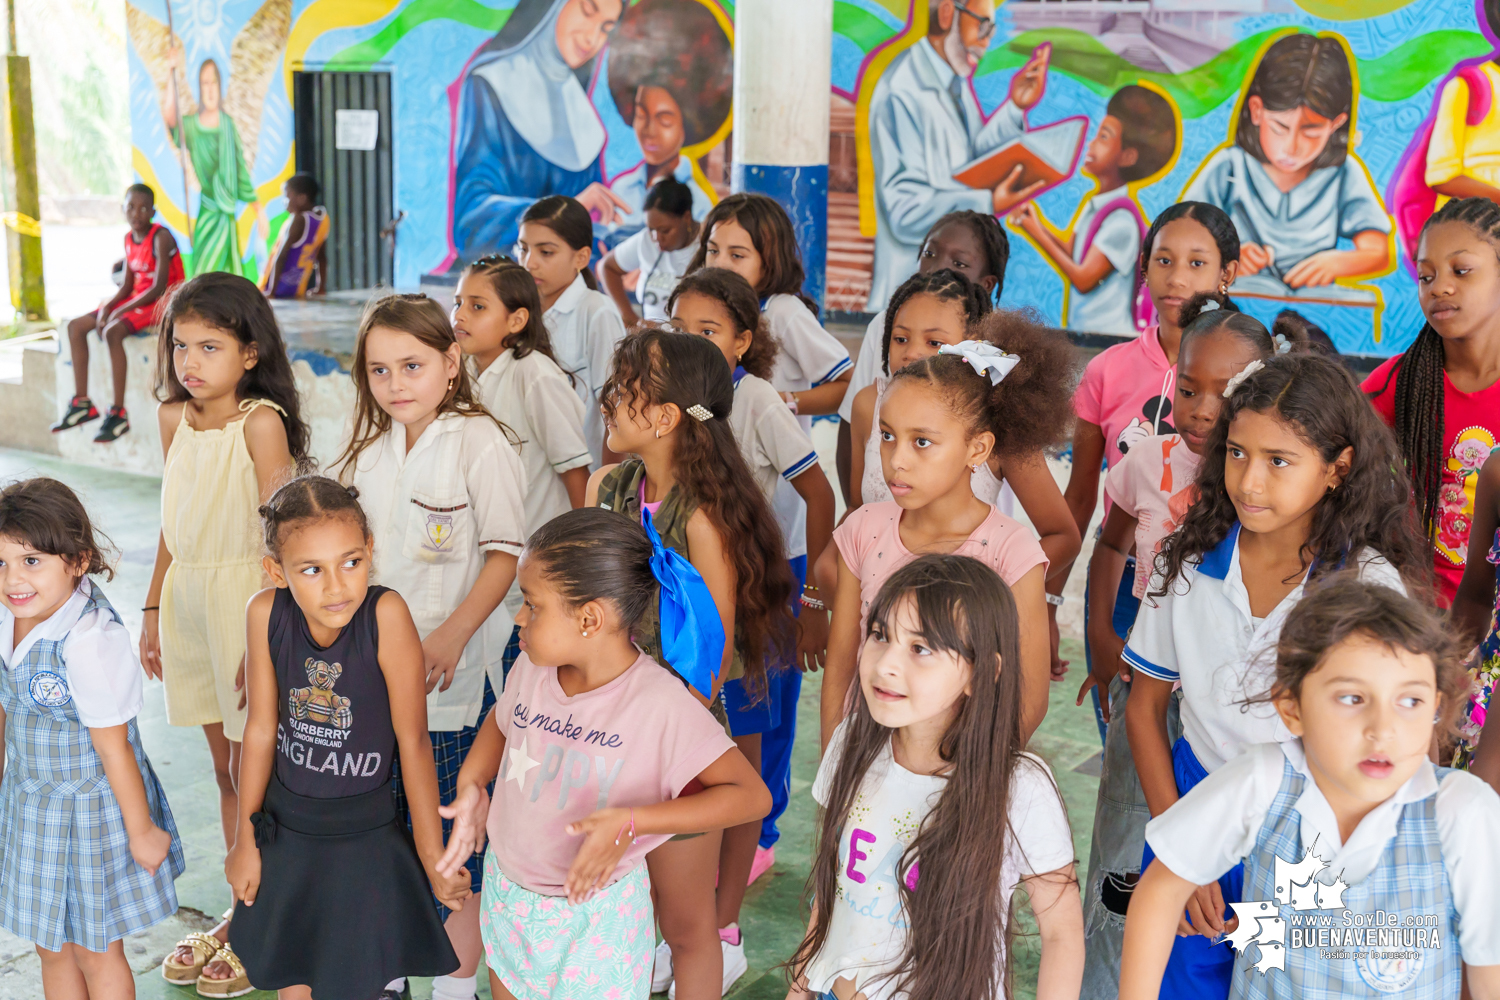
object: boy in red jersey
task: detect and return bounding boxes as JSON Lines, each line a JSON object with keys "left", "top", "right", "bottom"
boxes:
{"left": 55, "top": 183, "right": 184, "bottom": 442}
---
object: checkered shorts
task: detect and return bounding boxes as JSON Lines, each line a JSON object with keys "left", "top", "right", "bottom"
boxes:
{"left": 392, "top": 676, "right": 497, "bottom": 920}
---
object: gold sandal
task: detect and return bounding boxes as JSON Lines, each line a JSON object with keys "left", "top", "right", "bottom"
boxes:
{"left": 194, "top": 943, "right": 254, "bottom": 999}
{"left": 161, "top": 932, "right": 222, "bottom": 986}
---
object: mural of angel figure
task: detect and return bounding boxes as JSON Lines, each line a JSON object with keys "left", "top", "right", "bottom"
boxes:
{"left": 127, "top": 0, "right": 291, "bottom": 277}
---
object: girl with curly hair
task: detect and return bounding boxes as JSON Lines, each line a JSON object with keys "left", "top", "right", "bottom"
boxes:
{"left": 821, "top": 309, "right": 1077, "bottom": 750}
{"left": 1121, "top": 352, "right": 1428, "bottom": 1000}
{"left": 587, "top": 327, "right": 793, "bottom": 998}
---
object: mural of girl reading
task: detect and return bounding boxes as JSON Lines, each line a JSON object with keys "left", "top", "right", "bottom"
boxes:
{"left": 1183, "top": 32, "right": 1394, "bottom": 305}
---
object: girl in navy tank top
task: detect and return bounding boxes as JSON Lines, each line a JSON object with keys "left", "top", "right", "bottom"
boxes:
{"left": 226, "top": 476, "right": 464, "bottom": 1000}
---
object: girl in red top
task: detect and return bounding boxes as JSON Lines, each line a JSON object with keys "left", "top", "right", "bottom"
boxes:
{"left": 1364, "top": 196, "right": 1500, "bottom": 605}
{"left": 55, "top": 183, "right": 184, "bottom": 442}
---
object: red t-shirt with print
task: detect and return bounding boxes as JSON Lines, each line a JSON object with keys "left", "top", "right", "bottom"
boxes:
{"left": 1365, "top": 355, "right": 1500, "bottom": 604}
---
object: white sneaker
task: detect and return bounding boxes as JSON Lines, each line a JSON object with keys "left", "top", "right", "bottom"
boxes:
{"left": 665, "top": 933, "right": 748, "bottom": 998}
{"left": 721, "top": 935, "right": 748, "bottom": 993}
{"left": 652, "top": 939, "right": 674, "bottom": 994}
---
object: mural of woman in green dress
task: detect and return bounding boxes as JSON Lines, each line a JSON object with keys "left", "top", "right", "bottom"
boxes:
{"left": 162, "top": 49, "right": 263, "bottom": 277}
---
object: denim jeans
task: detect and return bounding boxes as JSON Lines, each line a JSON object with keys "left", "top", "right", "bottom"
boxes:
{"left": 1080, "top": 675, "right": 1182, "bottom": 1000}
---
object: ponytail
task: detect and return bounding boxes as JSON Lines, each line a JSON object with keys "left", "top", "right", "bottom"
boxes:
{"left": 521, "top": 195, "right": 599, "bottom": 289}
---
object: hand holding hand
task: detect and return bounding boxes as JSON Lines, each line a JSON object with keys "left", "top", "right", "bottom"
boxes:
{"left": 564, "top": 807, "right": 635, "bottom": 905}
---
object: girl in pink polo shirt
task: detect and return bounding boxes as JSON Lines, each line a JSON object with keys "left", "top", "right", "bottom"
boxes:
{"left": 821, "top": 311, "right": 1076, "bottom": 749}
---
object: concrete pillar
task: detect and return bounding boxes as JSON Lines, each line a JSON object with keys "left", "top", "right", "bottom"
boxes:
{"left": 731, "top": 0, "right": 832, "bottom": 309}
{"left": 0, "top": 53, "right": 44, "bottom": 321}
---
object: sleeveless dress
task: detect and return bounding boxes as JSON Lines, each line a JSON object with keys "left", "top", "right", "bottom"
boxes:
{"left": 159, "top": 398, "right": 283, "bottom": 742}
{"left": 1454, "top": 529, "right": 1500, "bottom": 769}
{"left": 861, "top": 374, "right": 1004, "bottom": 505}
{"left": 596, "top": 460, "right": 741, "bottom": 728}
{"left": 0, "top": 582, "right": 184, "bottom": 952}
{"left": 229, "top": 585, "right": 458, "bottom": 1000}
{"left": 1230, "top": 757, "right": 1461, "bottom": 1000}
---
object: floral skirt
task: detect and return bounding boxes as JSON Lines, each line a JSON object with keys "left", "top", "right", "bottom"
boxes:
{"left": 479, "top": 850, "right": 654, "bottom": 1000}
{"left": 1453, "top": 547, "right": 1500, "bottom": 770}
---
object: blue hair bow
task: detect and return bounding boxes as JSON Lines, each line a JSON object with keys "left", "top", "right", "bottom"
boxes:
{"left": 642, "top": 508, "right": 725, "bottom": 699}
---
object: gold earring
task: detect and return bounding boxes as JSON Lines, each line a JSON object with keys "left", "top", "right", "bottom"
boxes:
{"left": 446, "top": 377, "right": 454, "bottom": 392}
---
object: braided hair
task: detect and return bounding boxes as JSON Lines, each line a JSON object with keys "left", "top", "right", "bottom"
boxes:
{"left": 924, "top": 211, "right": 1011, "bottom": 299}
{"left": 881, "top": 269, "right": 993, "bottom": 375}
{"left": 1378, "top": 196, "right": 1500, "bottom": 539}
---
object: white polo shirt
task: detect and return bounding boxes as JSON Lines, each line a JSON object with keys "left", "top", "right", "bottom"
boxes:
{"left": 470, "top": 348, "right": 591, "bottom": 616}
{"left": 348, "top": 411, "right": 527, "bottom": 731}
{"left": 1122, "top": 524, "right": 1406, "bottom": 772}
{"left": 729, "top": 367, "right": 820, "bottom": 501}
{"left": 837, "top": 308, "right": 886, "bottom": 424}
{"left": 612, "top": 228, "right": 695, "bottom": 322}
{"left": 542, "top": 274, "right": 627, "bottom": 467}
{"left": 1146, "top": 739, "right": 1500, "bottom": 965}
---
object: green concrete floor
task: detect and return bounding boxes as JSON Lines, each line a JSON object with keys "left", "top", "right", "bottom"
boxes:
{"left": 0, "top": 448, "right": 1103, "bottom": 999}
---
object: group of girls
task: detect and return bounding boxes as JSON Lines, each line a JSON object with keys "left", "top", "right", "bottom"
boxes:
{"left": 7, "top": 175, "right": 1500, "bottom": 1000}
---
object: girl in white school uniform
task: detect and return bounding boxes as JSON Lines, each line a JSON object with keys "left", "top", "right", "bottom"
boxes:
{"left": 451, "top": 257, "right": 591, "bottom": 680}
{"left": 1122, "top": 576, "right": 1500, "bottom": 1000}
{"left": 335, "top": 294, "right": 527, "bottom": 1000}
{"left": 668, "top": 267, "right": 840, "bottom": 975}
{"left": 518, "top": 196, "right": 627, "bottom": 467}
{"left": 1121, "top": 354, "right": 1430, "bottom": 1000}
{"left": 685, "top": 193, "right": 852, "bottom": 421}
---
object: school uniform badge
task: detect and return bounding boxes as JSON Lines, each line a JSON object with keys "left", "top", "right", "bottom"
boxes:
{"left": 28, "top": 670, "right": 71, "bottom": 707}
{"left": 426, "top": 512, "right": 453, "bottom": 549}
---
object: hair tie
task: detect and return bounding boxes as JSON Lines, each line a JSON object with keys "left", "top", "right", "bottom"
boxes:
{"left": 345, "top": 484, "right": 362, "bottom": 500}
{"left": 1222, "top": 359, "right": 1266, "bottom": 398}
{"left": 641, "top": 508, "right": 725, "bottom": 698}
{"left": 1272, "top": 333, "right": 1291, "bottom": 356}
{"left": 257, "top": 504, "right": 276, "bottom": 519}
{"left": 938, "top": 341, "right": 1021, "bottom": 386}
{"left": 1199, "top": 299, "right": 1221, "bottom": 313}
{"left": 685, "top": 404, "right": 714, "bottom": 422}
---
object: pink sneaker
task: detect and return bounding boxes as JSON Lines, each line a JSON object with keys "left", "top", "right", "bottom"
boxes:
{"left": 748, "top": 846, "right": 776, "bottom": 885}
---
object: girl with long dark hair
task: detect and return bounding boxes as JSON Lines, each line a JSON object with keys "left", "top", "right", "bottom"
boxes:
{"left": 587, "top": 327, "right": 796, "bottom": 998}
{"left": 788, "top": 554, "right": 1082, "bottom": 1000}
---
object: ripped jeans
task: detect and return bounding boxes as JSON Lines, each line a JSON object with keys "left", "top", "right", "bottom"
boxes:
{"left": 1081, "top": 674, "right": 1182, "bottom": 1000}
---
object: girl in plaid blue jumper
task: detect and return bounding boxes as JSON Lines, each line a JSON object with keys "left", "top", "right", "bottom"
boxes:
{"left": 1122, "top": 576, "right": 1500, "bottom": 1000}
{"left": 0, "top": 478, "right": 183, "bottom": 994}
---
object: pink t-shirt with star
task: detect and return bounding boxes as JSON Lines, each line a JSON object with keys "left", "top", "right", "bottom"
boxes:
{"left": 486, "top": 650, "right": 736, "bottom": 896}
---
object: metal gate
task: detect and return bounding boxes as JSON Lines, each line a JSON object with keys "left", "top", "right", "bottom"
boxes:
{"left": 292, "top": 71, "right": 394, "bottom": 291}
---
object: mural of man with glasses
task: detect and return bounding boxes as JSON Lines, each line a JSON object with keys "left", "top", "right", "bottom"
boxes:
{"left": 866, "top": 0, "right": 1050, "bottom": 309}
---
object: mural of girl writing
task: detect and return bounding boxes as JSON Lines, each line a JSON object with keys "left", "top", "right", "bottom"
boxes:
{"left": 450, "top": 0, "right": 632, "bottom": 261}
{"left": 599, "top": 0, "right": 731, "bottom": 245}
{"left": 1182, "top": 32, "right": 1393, "bottom": 305}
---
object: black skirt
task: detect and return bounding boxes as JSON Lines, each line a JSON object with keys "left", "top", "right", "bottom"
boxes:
{"left": 229, "top": 776, "right": 459, "bottom": 1000}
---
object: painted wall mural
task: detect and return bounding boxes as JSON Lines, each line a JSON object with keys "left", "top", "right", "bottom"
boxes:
{"left": 124, "top": 0, "right": 1495, "bottom": 356}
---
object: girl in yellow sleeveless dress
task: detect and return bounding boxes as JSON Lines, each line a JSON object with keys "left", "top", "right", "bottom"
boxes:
{"left": 138, "top": 274, "right": 309, "bottom": 994}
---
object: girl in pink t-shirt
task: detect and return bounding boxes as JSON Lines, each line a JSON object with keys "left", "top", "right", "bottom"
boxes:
{"left": 436, "top": 508, "right": 768, "bottom": 1000}
{"left": 821, "top": 311, "right": 1075, "bottom": 749}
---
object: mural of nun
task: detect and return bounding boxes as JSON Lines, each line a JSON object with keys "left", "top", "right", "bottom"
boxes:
{"left": 450, "top": 0, "right": 631, "bottom": 261}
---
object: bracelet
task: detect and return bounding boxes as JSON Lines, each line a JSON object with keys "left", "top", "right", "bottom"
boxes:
{"left": 802, "top": 584, "right": 820, "bottom": 593}
{"left": 800, "top": 594, "right": 826, "bottom": 611}
{"left": 142, "top": 606, "right": 160, "bottom": 612}
{"left": 1044, "top": 594, "right": 1064, "bottom": 608}
{"left": 614, "top": 807, "right": 636, "bottom": 846}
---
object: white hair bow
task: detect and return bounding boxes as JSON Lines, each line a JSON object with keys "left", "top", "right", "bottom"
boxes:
{"left": 1222, "top": 359, "right": 1265, "bottom": 399}
{"left": 938, "top": 341, "right": 1021, "bottom": 386}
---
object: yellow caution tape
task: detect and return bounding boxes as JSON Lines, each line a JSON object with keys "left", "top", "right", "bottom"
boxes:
{"left": 1, "top": 212, "right": 41, "bottom": 238}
